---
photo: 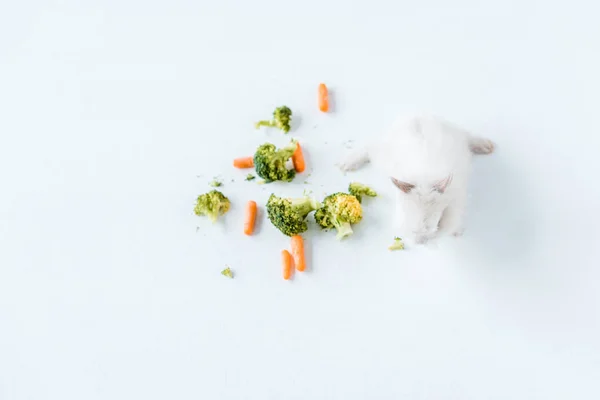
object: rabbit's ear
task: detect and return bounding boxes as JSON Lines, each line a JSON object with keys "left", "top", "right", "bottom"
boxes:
{"left": 433, "top": 174, "right": 453, "bottom": 194}
{"left": 391, "top": 177, "right": 415, "bottom": 194}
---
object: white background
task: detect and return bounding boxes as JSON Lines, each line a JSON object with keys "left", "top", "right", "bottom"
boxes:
{"left": 1, "top": 1, "right": 599, "bottom": 399}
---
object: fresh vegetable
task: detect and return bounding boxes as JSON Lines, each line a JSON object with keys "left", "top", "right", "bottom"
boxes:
{"left": 282, "top": 250, "right": 293, "bottom": 280}
{"left": 210, "top": 179, "right": 223, "bottom": 187}
{"left": 245, "top": 174, "right": 256, "bottom": 181}
{"left": 194, "top": 190, "right": 231, "bottom": 223}
{"left": 348, "top": 182, "right": 377, "bottom": 203}
{"left": 388, "top": 237, "right": 405, "bottom": 251}
{"left": 233, "top": 157, "right": 254, "bottom": 169}
{"left": 221, "top": 266, "right": 234, "bottom": 278}
{"left": 314, "top": 192, "right": 363, "bottom": 239}
{"left": 253, "top": 142, "right": 298, "bottom": 183}
{"left": 255, "top": 106, "right": 292, "bottom": 133}
{"left": 291, "top": 235, "right": 305, "bottom": 272}
{"left": 244, "top": 200, "right": 257, "bottom": 236}
{"left": 266, "top": 194, "right": 321, "bottom": 236}
{"left": 318, "top": 83, "right": 329, "bottom": 112}
{"left": 291, "top": 140, "right": 306, "bottom": 173}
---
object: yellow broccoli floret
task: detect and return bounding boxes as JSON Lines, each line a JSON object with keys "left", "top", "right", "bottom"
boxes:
{"left": 314, "top": 192, "right": 362, "bottom": 240}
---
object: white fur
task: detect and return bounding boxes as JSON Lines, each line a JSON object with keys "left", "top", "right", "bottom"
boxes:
{"left": 338, "top": 114, "right": 494, "bottom": 244}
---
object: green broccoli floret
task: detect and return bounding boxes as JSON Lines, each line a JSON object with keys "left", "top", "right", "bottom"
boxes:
{"left": 245, "top": 174, "right": 256, "bottom": 181}
{"left": 266, "top": 194, "right": 321, "bottom": 236}
{"left": 253, "top": 142, "right": 297, "bottom": 183}
{"left": 194, "top": 190, "right": 231, "bottom": 223}
{"left": 348, "top": 182, "right": 377, "bottom": 203}
{"left": 314, "top": 192, "right": 363, "bottom": 240}
{"left": 255, "top": 106, "right": 292, "bottom": 133}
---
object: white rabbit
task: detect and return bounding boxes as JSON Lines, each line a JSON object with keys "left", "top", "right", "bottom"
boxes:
{"left": 338, "top": 114, "right": 494, "bottom": 244}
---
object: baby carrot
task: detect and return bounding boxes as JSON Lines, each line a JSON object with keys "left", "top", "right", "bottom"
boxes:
{"left": 282, "top": 249, "right": 293, "bottom": 280}
{"left": 291, "top": 235, "right": 305, "bottom": 272}
{"left": 244, "top": 200, "right": 257, "bottom": 235}
{"left": 233, "top": 157, "right": 254, "bottom": 169}
{"left": 318, "top": 83, "right": 329, "bottom": 112}
{"left": 291, "top": 142, "right": 306, "bottom": 173}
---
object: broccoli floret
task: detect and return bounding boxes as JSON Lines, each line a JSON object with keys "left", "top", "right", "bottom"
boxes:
{"left": 194, "top": 190, "right": 231, "bottom": 223}
{"left": 255, "top": 106, "right": 292, "bottom": 133}
{"left": 348, "top": 182, "right": 377, "bottom": 203}
{"left": 314, "top": 192, "right": 363, "bottom": 240}
{"left": 245, "top": 174, "right": 255, "bottom": 181}
{"left": 388, "top": 237, "right": 405, "bottom": 251}
{"left": 253, "top": 142, "right": 297, "bottom": 183}
{"left": 266, "top": 194, "right": 321, "bottom": 236}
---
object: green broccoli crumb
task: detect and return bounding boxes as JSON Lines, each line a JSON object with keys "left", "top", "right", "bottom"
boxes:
{"left": 388, "top": 237, "right": 404, "bottom": 251}
{"left": 221, "top": 266, "right": 233, "bottom": 278}
{"left": 209, "top": 178, "right": 223, "bottom": 187}
{"left": 245, "top": 174, "right": 256, "bottom": 181}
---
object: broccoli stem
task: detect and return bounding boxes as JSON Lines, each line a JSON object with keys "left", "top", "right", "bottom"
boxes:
{"left": 282, "top": 141, "right": 298, "bottom": 155}
{"left": 208, "top": 211, "right": 219, "bottom": 223}
{"left": 290, "top": 197, "right": 320, "bottom": 216}
{"left": 255, "top": 120, "right": 275, "bottom": 129}
{"left": 389, "top": 240, "right": 404, "bottom": 251}
{"left": 334, "top": 221, "right": 354, "bottom": 240}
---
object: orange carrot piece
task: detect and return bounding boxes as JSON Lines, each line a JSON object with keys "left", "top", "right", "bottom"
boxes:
{"left": 318, "top": 83, "right": 329, "bottom": 112}
{"left": 291, "top": 142, "right": 306, "bottom": 173}
{"left": 282, "top": 250, "right": 293, "bottom": 280}
{"left": 233, "top": 157, "right": 254, "bottom": 169}
{"left": 291, "top": 235, "right": 305, "bottom": 272}
{"left": 244, "top": 200, "right": 257, "bottom": 235}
